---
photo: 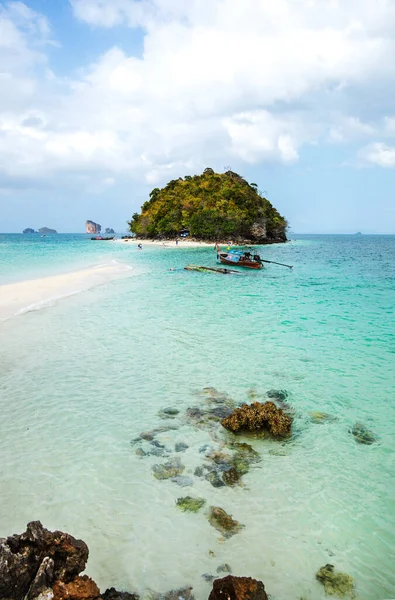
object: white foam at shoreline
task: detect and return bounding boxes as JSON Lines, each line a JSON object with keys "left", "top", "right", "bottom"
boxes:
{"left": 0, "top": 262, "right": 135, "bottom": 321}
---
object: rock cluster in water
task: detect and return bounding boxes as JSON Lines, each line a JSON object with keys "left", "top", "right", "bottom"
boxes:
{"left": 221, "top": 401, "right": 292, "bottom": 437}
{"left": 130, "top": 387, "right": 296, "bottom": 546}
{"left": 316, "top": 564, "right": 355, "bottom": 598}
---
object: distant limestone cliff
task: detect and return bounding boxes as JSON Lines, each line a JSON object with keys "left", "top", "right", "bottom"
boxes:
{"left": 128, "top": 168, "right": 288, "bottom": 243}
{"left": 105, "top": 227, "right": 115, "bottom": 234}
{"left": 86, "top": 220, "right": 101, "bottom": 234}
{"left": 39, "top": 227, "right": 57, "bottom": 234}
{"left": 23, "top": 228, "right": 36, "bottom": 234}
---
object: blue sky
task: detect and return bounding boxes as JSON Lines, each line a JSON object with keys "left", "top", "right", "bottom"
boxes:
{"left": 0, "top": 0, "right": 395, "bottom": 233}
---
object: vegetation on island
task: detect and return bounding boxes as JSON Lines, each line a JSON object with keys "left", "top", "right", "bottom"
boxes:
{"left": 128, "top": 168, "right": 288, "bottom": 243}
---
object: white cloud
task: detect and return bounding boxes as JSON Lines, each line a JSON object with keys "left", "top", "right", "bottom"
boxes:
{"left": 359, "top": 142, "right": 395, "bottom": 167}
{"left": 2, "top": 0, "right": 395, "bottom": 193}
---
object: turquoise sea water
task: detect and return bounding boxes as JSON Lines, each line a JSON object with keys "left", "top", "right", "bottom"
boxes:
{"left": 0, "top": 234, "right": 394, "bottom": 599}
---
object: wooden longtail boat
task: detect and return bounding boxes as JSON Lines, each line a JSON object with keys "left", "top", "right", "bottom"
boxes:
{"left": 90, "top": 236, "right": 115, "bottom": 240}
{"left": 219, "top": 250, "right": 263, "bottom": 269}
{"left": 184, "top": 264, "right": 242, "bottom": 275}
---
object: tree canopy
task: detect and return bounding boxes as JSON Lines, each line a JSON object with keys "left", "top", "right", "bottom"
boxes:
{"left": 128, "top": 168, "right": 287, "bottom": 243}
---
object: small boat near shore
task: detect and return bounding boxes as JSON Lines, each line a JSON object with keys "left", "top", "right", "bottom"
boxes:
{"left": 90, "top": 236, "right": 115, "bottom": 241}
{"left": 184, "top": 264, "right": 243, "bottom": 275}
{"left": 219, "top": 250, "right": 263, "bottom": 269}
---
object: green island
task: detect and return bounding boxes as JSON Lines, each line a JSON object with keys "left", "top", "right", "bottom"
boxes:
{"left": 129, "top": 168, "right": 288, "bottom": 244}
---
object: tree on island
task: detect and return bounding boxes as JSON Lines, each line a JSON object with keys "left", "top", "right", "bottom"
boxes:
{"left": 128, "top": 168, "right": 288, "bottom": 243}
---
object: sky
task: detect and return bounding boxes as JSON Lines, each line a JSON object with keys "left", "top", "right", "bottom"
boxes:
{"left": 0, "top": 0, "right": 395, "bottom": 233}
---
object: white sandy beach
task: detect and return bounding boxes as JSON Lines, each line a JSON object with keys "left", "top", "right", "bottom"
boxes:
{"left": 114, "top": 238, "right": 217, "bottom": 248}
{"left": 0, "top": 262, "right": 134, "bottom": 321}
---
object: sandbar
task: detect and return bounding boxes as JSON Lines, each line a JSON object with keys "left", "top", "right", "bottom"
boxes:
{"left": 0, "top": 263, "right": 133, "bottom": 321}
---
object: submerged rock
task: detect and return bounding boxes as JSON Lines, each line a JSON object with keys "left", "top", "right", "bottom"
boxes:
{"left": 350, "top": 422, "right": 378, "bottom": 445}
{"left": 152, "top": 458, "right": 184, "bottom": 480}
{"left": 268, "top": 448, "right": 288, "bottom": 457}
{"left": 230, "top": 454, "right": 250, "bottom": 477}
{"left": 229, "top": 442, "right": 261, "bottom": 464}
{"left": 208, "top": 507, "right": 244, "bottom": 538}
{"left": 171, "top": 476, "right": 194, "bottom": 487}
{"left": 266, "top": 389, "right": 288, "bottom": 402}
{"left": 199, "top": 444, "right": 213, "bottom": 454}
{"left": 157, "top": 407, "right": 180, "bottom": 419}
{"left": 202, "top": 441, "right": 261, "bottom": 487}
{"left": 221, "top": 402, "right": 292, "bottom": 437}
{"left": 140, "top": 425, "right": 178, "bottom": 441}
{"left": 216, "top": 564, "right": 232, "bottom": 574}
{"left": 150, "top": 440, "right": 165, "bottom": 448}
{"left": 200, "top": 388, "right": 234, "bottom": 404}
{"left": 101, "top": 589, "right": 139, "bottom": 600}
{"left": 201, "top": 574, "right": 215, "bottom": 583}
{"left": 135, "top": 448, "right": 148, "bottom": 457}
{"left": 208, "top": 576, "right": 268, "bottom": 600}
{"left": 310, "top": 412, "right": 338, "bottom": 424}
{"left": 316, "top": 564, "right": 355, "bottom": 597}
{"left": 149, "top": 447, "right": 170, "bottom": 457}
{"left": 175, "top": 442, "right": 189, "bottom": 453}
{"left": 186, "top": 405, "right": 233, "bottom": 430}
{"left": 222, "top": 467, "right": 241, "bottom": 486}
{"left": 176, "top": 496, "right": 206, "bottom": 512}
{"left": 146, "top": 587, "right": 195, "bottom": 600}
{"left": 205, "top": 471, "right": 226, "bottom": 488}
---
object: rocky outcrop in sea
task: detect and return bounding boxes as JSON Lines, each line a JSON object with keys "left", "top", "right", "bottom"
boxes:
{"left": 39, "top": 227, "right": 57, "bottom": 234}
{"left": 86, "top": 220, "right": 101, "bottom": 234}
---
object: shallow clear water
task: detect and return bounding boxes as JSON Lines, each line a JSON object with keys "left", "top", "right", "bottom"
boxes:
{"left": 0, "top": 234, "right": 394, "bottom": 599}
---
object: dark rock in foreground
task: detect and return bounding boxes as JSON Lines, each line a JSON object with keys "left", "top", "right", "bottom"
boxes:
{"left": 0, "top": 520, "right": 88, "bottom": 600}
{"left": 209, "top": 576, "right": 268, "bottom": 600}
{"left": 0, "top": 521, "right": 138, "bottom": 600}
{"left": 221, "top": 401, "right": 292, "bottom": 437}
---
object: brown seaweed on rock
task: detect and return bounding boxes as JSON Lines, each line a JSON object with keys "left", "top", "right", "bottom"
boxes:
{"left": 221, "top": 401, "right": 292, "bottom": 437}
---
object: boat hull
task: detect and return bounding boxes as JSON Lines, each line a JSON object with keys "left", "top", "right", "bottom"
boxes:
{"left": 219, "top": 254, "right": 263, "bottom": 269}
